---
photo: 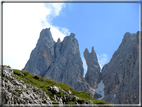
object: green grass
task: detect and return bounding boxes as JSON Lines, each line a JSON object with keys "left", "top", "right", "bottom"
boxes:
{"left": 12, "top": 69, "right": 112, "bottom": 106}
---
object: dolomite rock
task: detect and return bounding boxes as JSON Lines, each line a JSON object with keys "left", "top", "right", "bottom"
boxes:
{"left": 23, "top": 28, "right": 55, "bottom": 77}
{"left": 94, "top": 92, "right": 102, "bottom": 99}
{"left": 23, "top": 28, "right": 94, "bottom": 96}
{"left": 84, "top": 47, "right": 101, "bottom": 89}
{"left": 50, "top": 86, "right": 59, "bottom": 94}
{"left": 2, "top": 66, "right": 91, "bottom": 105}
{"left": 2, "top": 66, "right": 53, "bottom": 105}
{"left": 102, "top": 31, "right": 139, "bottom": 104}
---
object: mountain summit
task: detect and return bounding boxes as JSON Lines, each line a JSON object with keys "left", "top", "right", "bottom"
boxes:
{"left": 101, "top": 31, "right": 139, "bottom": 104}
{"left": 84, "top": 47, "right": 101, "bottom": 89}
{"left": 23, "top": 28, "right": 99, "bottom": 97}
{"left": 23, "top": 28, "right": 139, "bottom": 104}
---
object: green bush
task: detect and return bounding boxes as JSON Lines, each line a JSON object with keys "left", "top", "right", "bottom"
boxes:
{"left": 7, "top": 65, "right": 11, "bottom": 68}
{"left": 12, "top": 68, "right": 111, "bottom": 106}
{"left": 33, "top": 75, "right": 41, "bottom": 80}
{"left": 13, "top": 69, "right": 23, "bottom": 76}
{"left": 21, "top": 71, "right": 30, "bottom": 76}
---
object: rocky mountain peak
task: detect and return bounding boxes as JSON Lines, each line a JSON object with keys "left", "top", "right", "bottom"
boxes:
{"left": 101, "top": 31, "right": 139, "bottom": 104}
{"left": 70, "top": 33, "right": 75, "bottom": 37}
{"left": 23, "top": 28, "right": 55, "bottom": 77}
{"left": 23, "top": 28, "right": 94, "bottom": 97}
{"left": 91, "top": 46, "right": 95, "bottom": 53}
{"left": 57, "top": 38, "right": 61, "bottom": 43}
{"left": 37, "top": 28, "right": 55, "bottom": 48}
{"left": 84, "top": 47, "right": 101, "bottom": 89}
{"left": 84, "top": 48, "right": 89, "bottom": 53}
{"left": 40, "top": 28, "right": 53, "bottom": 41}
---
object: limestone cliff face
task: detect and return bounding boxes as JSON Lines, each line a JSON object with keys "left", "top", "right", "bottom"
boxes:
{"left": 23, "top": 28, "right": 55, "bottom": 77}
{"left": 101, "top": 31, "right": 139, "bottom": 104}
{"left": 43, "top": 33, "right": 92, "bottom": 94}
{"left": 84, "top": 47, "right": 101, "bottom": 89}
{"left": 23, "top": 28, "right": 93, "bottom": 96}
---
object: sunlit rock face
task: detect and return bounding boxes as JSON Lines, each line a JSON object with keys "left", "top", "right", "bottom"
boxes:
{"left": 23, "top": 28, "right": 93, "bottom": 96}
{"left": 23, "top": 28, "right": 55, "bottom": 77}
{"left": 84, "top": 47, "right": 101, "bottom": 89}
{"left": 101, "top": 31, "right": 139, "bottom": 104}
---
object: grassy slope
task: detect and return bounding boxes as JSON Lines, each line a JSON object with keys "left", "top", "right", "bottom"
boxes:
{"left": 12, "top": 69, "right": 112, "bottom": 106}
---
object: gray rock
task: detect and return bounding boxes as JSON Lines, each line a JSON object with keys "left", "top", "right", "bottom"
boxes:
{"left": 73, "top": 96, "right": 79, "bottom": 100}
{"left": 22, "top": 28, "right": 55, "bottom": 77}
{"left": 23, "top": 28, "right": 94, "bottom": 97}
{"left": 94, "top": 92, "right": 102, "bottom": 99}
{"left": 68, "top": 90, "right": 72, "bottom": 94}
{"left": 84, "top": 47, "right": 101, "bottom": 89}
{"left": 102, "top": 31, "right": 139, "bottom": 104}
{"left": 2, "top": 66, "right": 53, "bottom": 105}
{"left": 50, "top": 86, "right": 59, "bottom": 94}
{"left": 76, "top": 100, "right": 93, "bottom": 104}
{"left": 66, "top": 95, "right": 73, "bottom": 101}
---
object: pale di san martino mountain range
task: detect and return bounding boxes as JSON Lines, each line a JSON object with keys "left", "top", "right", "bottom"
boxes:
{"left": 22, "top": 28, "right": 140, "bottom": 104}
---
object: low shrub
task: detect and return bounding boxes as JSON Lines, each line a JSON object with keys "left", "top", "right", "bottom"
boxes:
{"left": 33, "top": 75, "right": 41, "bottom": 80}
{"left": 21, "top": 71, "right": 30, "bottom": 76}
{"left": 13, "top": 69, "right": 23, "bottom": 76}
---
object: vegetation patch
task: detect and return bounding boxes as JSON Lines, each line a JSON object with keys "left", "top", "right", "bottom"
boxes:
{"left": 12, "top": 68, "right": 112, "bottom": 106}
{"left": 21, "top": 70, "right": 30, "bottom": 76}
{"left": 13, "top": 69, "right": 24, "bottom": 76}
{"left": 52, "top": 102, "right": 59, "bottom": 104}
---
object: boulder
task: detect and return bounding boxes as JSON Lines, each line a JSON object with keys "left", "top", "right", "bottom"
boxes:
{"left": 50, "top": 86, "right": 59, "bottom": 94}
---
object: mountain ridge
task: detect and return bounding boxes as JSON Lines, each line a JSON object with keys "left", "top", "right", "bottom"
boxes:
{"left": 101, "top": 31, "right": 139, "bottom": 104}
{"left": 23, "top": 28, "right": 101, "bottom": 98}
{"left": 1, "top": 65, "right": 111, "bottom": 106}
{"left": 22, "top": 28, "right": 139, "bottom": 104}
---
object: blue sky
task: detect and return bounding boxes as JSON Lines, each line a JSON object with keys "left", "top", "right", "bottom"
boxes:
{"left": 3, "top": 3, "right": 139, "bottom": 77}
{"left": 50, "top": 3, "right": 139, "bottom": 75}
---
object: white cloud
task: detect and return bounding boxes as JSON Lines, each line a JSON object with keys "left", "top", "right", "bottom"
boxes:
{"left": 44, "top": 3, "right": 65, "bottom": 17}
{"left": 59, "top": 27, "right": 70, "bottom": 36}
{"left": 3, "top": 3, "right": 70, "bottom": 70}
{"left": 97, "top": 54, "right": 109, "bottom": 69}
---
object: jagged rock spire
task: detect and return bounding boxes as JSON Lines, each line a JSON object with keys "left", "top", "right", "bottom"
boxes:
{"left": 101, "top": 31, "right": 139, "bottom": 104}
{"left": 84, "top": 47, "right": 101, "bottom": 89}
{"left": 23, "top": 28, "right": 94, "bottom": 97}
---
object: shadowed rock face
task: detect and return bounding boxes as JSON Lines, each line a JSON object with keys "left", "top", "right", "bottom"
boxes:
{"left": 23, "top": 28, "right": 93, "bottom": 96}
{"left": 101, "top": 31, "right": 139, "bottom": 104}
{"left": 84, "top": 47, "right": 101, "bottom": 89}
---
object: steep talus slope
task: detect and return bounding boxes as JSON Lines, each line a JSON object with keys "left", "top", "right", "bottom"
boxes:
{"left": 1, "top": 65, "right": 111, "bottom": 106}
{"left": 102, "top": 31, "right": 139, "bottom": 104}
{"left": 23, "top": 28, "right": 93, "bottom": 96}
{"left": 84, "top": 47, "right": 101, "bottom": 89}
